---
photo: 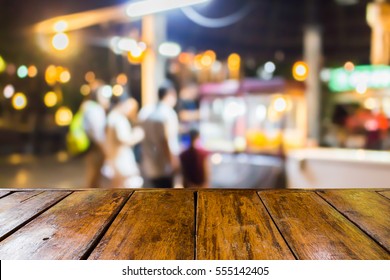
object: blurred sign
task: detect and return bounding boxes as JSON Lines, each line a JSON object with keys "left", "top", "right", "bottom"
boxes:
{"left": 329, "top": 65, "right": 390, "bottom": 92}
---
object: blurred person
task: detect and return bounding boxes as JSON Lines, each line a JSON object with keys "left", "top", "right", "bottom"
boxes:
{"left": 138, "top": 82, "right": 180, "bottom": 188}
{"left": 177, "top": 82, "right": 200, "bottom": 147}
{"left": 105, "top": 95, "right": 144, "bottom": 188}
{"left": 179, "top": 129, "right": 209, "bottom": 188}
{"left": 81, "top": 80, "right": 110, "bottom": 188}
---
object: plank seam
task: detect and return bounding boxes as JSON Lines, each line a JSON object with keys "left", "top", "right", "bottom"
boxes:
{"left": 0, "top": 191, "right": 74, "bottom": 243}
{"left": 256, "top": 191, "right": 299, "bottom": 260}
{"left": 19, "top": 191, "right": 45, "bottom": 203}
{"left": 0, "top": 191, "right": 14, "bottom": 199}
{"left": 193, "top": 191, "right": 198, "bottom": 260}
{"left": 315, "top": 191, "right": 390, "bottom": 254}
{"left": 376, "top": 191, "right": 390, "bottom": 201}
{"left": 80, "top": 191, "right": 135, "bottom": 260}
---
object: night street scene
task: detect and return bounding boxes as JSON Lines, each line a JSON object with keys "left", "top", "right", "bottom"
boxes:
{"left": 0, "top": 0, "right": 389, "bottom": 189}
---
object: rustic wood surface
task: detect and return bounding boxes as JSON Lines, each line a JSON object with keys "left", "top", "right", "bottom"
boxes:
{"left": 318, "top": 189, "right": 390, "bottom": 251}
{"left": 89, "top": 190, "right": 195, "bottom": 260}
{"left": 0, "top": 191, "right": 71, "bottom": 241}
{"left": 0, "top": 190, "right": 10, "bottom": 199}
{"left": 197, "top": 190, "right": 295, "bottom": 260}
{"left": 379, "top": 191, "right": 390, "bottom": 200}
{"left": 0, "top": 190, "right": 131, "bottom": 259}
{"left": 0, "top": 189, "right": 389, "bottom": 260}
{"left": 259, "top": 190, "right": 390, "bottom": 260}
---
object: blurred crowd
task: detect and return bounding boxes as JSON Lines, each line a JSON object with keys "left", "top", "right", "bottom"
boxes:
{"left": 78, "top": 80, "right": 209, "bottom": 189}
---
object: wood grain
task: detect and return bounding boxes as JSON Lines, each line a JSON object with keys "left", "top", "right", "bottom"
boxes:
{"left": 259, "top": 190, "right": 390, "bottom": 260}
{"left": 318, "top": 190, "right": 390, "bottom": 251}
{"left": 89, "top": 190, "right": 194, "bottom": 260}
{"left": 0, "top": 190, "right": 131, "bottom": 260}
{"left": 0, "top": 191, "right": 71, "bottom": 240}
{"left": 378, "top": 191, "right": 390, "bottom": 200}
{"left": 196, "top": 190, "right": 295, "bottom": 260}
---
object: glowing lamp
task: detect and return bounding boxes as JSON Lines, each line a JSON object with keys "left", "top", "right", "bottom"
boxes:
{"left": 52, "top": 33, "right": 69, "bottom": 51}
{"left": 44, "top": 91, "right": 58, "bottom": 107}
{"left": 158, "top": 42, "right": 181, "bottom": 58}
{"left": 292, "top": 61, "right": 309, "bottom": 82}
{"left": 55, "top": 106, "right": 73, "bottom": 126}
{"left": 126, "top": 0, "right": 211, "bottom": 17}
{"left": 12, "top": 93, "right": 27, "bottom": 110}
{"left": 228, "top": 53, "right": 241, "bottom": 71}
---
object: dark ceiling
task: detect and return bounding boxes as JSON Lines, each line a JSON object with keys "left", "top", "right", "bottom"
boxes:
{"left": 0, "top": 0, "right": 373, "bottom": 67}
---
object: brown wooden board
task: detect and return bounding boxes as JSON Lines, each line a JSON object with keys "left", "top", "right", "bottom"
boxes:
{"left": 196, "top": 190, "right": 295, "bottom": 260}
{"left": 0, "top": 190, "right": 131, "bottom": 259}
{"left": 89, "top": 190, "right": 194, "bottom": 260}
{"left": 379, "top": 191, "right": 390, "bottom": 200}
{"left": 318, "top": 190, "right": 390, "bottom": 251}
{"left": 259, "top": 190, "right": 390, "bottom": 260}
{"left": 0, "top": 191, "right": 71, "bottom": 241}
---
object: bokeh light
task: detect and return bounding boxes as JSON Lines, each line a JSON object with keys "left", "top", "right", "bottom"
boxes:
{"left": 127, "top": 43, "right": 146, "bottom": 64}
{"left": 52, "top": 33, "right": 69, "bottom": 51}
{"left": 344, "top": 61, "right": 355, "bottom": 72}
{"left": 45, "top": 65, "right": 57, "bottom": 86}
{"left": 55, "top": 106, "right": 73, "bottom": 126}
{"left": 44, "top": 91, "right": 58, "bottom": 107}
{"left": 292, "top": 61, "right": 309, "bottom": 81}
{"left": 3, "top": 84, "right": 15, "bottom": 99}
{"left": 112, "top": 84, "right": 124, "bottom": 97}
{"left": 17, "top": 65, "right": 28, "bottom": 78}
{"left": 356, "top": 82, "right": 367, "bottom": 95}
{"left": 53, "top": 20, "right": 68, "bottom": 32}
{"left": 85, "top": 71, "right": 95, "bottom": 83}
{"left": 0, "top": 55, "right": 6, "bottom": 73}
{"left": 211, "top": 153, "right": 223, "bottom": 165}
{"left": 59, "top": 70, "right": 71, "bottom": 83}
{"left": 158, "top": 42, "right": 181, "bottom": 58}
{"left": 264, "top": 61, "right": 276, "bottom": 73}
{"left": 228, "top": 53, "right": 241, "bottom": 70}
{"left": 6, "top": 63, "right": 16, "bottom": 75}
{"left": 100, "top": 85, "right": 113, "bottom": 98}
{"left": 116, "top": 73, "right": 128, "bottom": 85}
{"left": 80, "top": 84, "right": 91, "bottom": 96}
{"left": 12, "top": 92, "right": 27, "bottom": 110}
{"left": 27, "top": 65, "right": 38, "bottom": 78}
{"left": 273, "top": 97, "right": 288, "bottom": 112}
{"left": 178, "top": 52, "right": 193, "bottom": 65}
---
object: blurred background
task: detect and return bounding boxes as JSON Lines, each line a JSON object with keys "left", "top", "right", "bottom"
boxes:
{"left": 1, "top": 0, "right": 390, "bottom": 189}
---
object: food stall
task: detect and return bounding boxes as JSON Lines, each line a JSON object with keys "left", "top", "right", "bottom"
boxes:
{"left": 286, "top": 65, "right": 390, "bottom": 189}
{"left": 198, "top": 78, "right": 307, "bottom": 188}
{"left": 323, "top": 65, "right": 390, "bottom": 150}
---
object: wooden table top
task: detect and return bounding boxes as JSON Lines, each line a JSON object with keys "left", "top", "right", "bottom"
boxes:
{"left": 0, "top": 188, "right": 389, "bottom": 260}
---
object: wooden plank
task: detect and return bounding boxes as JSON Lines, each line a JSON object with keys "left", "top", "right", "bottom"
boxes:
{"left": 318, "top": 190, "right": 390, "bottom": 251}
{"left": 197, "top": 190, "right": 295, "bottom": 260}
{"left": 0, "top": 191, "right": 71, "bottom": 240}
{"left": 0, "top": 190, "right": 11, "bottom": 199}
{"left": 0, "top": 190, "right": 131, "bottom": 260}
{"left": 89, "top": 190, "right": 194, "bottom": 260}
{"left": 379, "top": 191, "right": 390, "bottom": 200}
{"left": 259, "top": 190, "right": 390, "bottom": 260}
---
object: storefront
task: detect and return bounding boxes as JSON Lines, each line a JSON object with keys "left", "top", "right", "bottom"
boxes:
{"left": 198, "top": 78, "right": 306, "bottom": 188}
{"left": 323, "top": 65, "right": 390, "bottom": 150}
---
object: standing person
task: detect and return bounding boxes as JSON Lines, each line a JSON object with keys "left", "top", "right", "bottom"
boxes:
{"left": 81, "top": 81, "right": 110, "bottom": 188}
{"left": 177, "top": 82, "right": 201, "bottom": 148}
{"left": 105, "top": 96, "right": 144, "bottom": 188}
{"left": 138, "top": 82, "right": 180, "bottom": 188}
{"left": 179, "top": 129, "right": 209, "bottom": 188}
